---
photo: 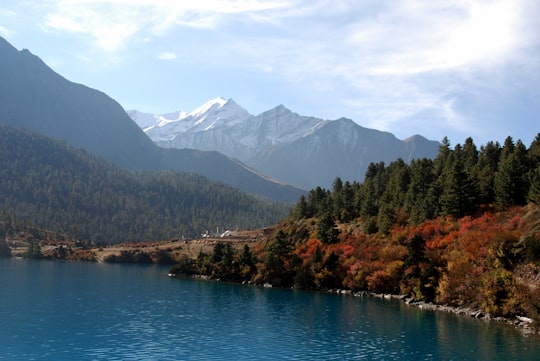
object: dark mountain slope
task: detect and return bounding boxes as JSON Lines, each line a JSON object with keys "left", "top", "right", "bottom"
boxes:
{"left": 0, "top": 36, "right": 304, "bottom": 202}
{"left": 255, "top": 118, "right": 439, "bottom": 189}
{"left": 0, "top": 37, "right": 159, "bottom": 169}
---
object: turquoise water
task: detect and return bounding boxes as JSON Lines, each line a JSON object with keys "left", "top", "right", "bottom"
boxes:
{"left": 1, "top": 259, "right": 538, "bottom": 360}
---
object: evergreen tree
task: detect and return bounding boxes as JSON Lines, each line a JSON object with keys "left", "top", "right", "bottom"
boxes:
{"left": 495, "top": 137, "right": 529, "bottom": 208}
{"left": 221, "top": 243, "right": 234, "bottom": 271}
{"left": 332, "top": 178, "right": 344, "bottom": 221}
{"left": 376, "top": 160, "right": 409, "bottom": 233}
{"left": 383, "top": 159, "right": 410, "bottom": 209}
{"left": 405, "top": 158, "right": 435, "bottom": 224}
{"left": 528, "top": 166, "right": 540, "bottom": 204}
{"left": 377, "top": 192, "right": 396, "bottom": 234}
{"left": 306, "top": 187, "right": 331, "bottom": 218}
{"left": 293, "top": 195, "right": 308, "bottom": 219}
{"left": 440, "top": 144, "right": 478, "bottom": 217}
{"left": 433, "top": 136, "right": 452, "bottom": 177}
{"left": 211, "top": 242, "right": 225, "bottom": 263}
{"left": 340, "top": 181, "right": 355, "bottom": 222}
{"left": 462, "top": 137, "right": 479, "bottom": 171}
{"left": 527, "top": 135, "right": 540, "bottom": 205}
{"left": 430, "top": 137, "right": 455, "bottom": 218}
{"left": 528, "top": 134, "right": 540, "bottom": 169}
{"left": 475, "top": 141, "right": 501, "bottom": 205}
{"left": 240, "top": 244, "right": 256, "bottom": 271}
{"left": 264, "top": 230, "right": 295, "bottom": 286}
{"left": 316, "top": 212, "right": 339, "bottom": 244}
{"left": 360, "top": 162, "right": 385, "bottom": 218}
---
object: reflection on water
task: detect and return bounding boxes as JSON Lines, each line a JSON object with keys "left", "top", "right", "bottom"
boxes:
{"left": 0, "top": 259, "right": 538, "bottom": 360}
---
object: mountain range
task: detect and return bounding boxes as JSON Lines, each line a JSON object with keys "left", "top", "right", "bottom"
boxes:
{"left": 0, "top": 36, "right": 303, "bottom": 203}
{"left": 129, "top": 98, "right": 441, "bottom": 189}
{"left": 0, "top": 33, "right": 439, "bottom": 201}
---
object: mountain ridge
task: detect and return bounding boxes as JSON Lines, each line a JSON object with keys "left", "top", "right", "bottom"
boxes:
{"left": 129, "top": 98, "right": 440, "bottom": 189}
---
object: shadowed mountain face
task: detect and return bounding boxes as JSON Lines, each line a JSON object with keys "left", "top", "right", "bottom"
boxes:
{"left": 0, "top": 37, "right": 159, "bottom": 169}
{"left": 0, "top": 36, "right": 305, "bottom": 202}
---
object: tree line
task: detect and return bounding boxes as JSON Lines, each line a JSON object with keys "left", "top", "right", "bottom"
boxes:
{"left": 293, "top": 135, "right": 540, "bottom": 234}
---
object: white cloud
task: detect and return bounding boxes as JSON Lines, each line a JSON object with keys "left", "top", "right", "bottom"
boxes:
{"left": 0, "top": 8, "right": 17, "bottom": 17}
{"left": 38, "top": 0, "right": 295, "bottom": 50}
{"left": 157, "top": 51, "right": 177, "bottom": 60}
{"left": 18, "top": 0, "right": 540, "bottom": 142}
{"left": 43, "top": 2, "right": 139, "bottom": 51}
{"left": 0, "top": 25, "right": 15, "bottom": 38}
{"left": 212, "top": 0, "right": 539, "bottom": 139}
{"left": 358, "top": 0, "right": 527, "bottom": 76}
{"left": 0, "top": 6, "right": 17, "bottom": 38}
{"left": 45, "top": 13, "right": 83, "bottom": 33}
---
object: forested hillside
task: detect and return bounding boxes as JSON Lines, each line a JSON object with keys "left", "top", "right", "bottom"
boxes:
{"left": 172, "top": 134, "right": 540, "bottom": 320}
{"left": 0, "top": 126, "right": 289, "bottom": 243}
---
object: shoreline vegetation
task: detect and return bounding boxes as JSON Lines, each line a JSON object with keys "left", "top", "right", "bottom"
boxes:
{"left": 1, "top": 213, "right": 538, "bottom": 336}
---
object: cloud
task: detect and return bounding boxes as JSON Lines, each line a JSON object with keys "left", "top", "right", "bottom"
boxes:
{"left": 21, "top": 0, "right": 540, "bottom": 142}
{"left": 38, "top": 0, "right": 294, "bottom": 51}
{"left": 0, "top": 7, "right": 17, "bottom": 38}
{"left": 0, "top": 25, "right": 15, "bottom": 38}
{"left": 43, "top": 2, "right": 140, "bottom": 51}
{"left": 157, "top": 51, "right": 177, "bottom": 60}
{"left": 0, "top": 8, "right": 17, "bottom": 17}
{"left": 355, "top": 1, "right": 528, "bottom": 76}
{"left": 211, "top": 0, "right": 539, "bottom": 139}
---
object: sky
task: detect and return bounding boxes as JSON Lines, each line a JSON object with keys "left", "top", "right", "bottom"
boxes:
{"left": 1, "top": 0, "right": 539, "bottom": 146}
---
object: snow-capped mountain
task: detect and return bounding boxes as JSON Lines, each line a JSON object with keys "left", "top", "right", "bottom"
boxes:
{"left": 129, "top": 98, "right": 440, "bottom": 189}
{"left": 129, "top": 98, "right": 330, "bottom": 166}
{"left": 128, "top": 97, "right": 252, "bottom": 142}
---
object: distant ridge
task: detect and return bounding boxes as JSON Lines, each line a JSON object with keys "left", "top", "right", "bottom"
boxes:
{"left": 130, "top": 100, "right": 440, "bottom": 189}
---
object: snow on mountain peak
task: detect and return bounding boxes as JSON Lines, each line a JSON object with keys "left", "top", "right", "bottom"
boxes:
{"left": 127, "top": 97, "right": 440, "bottom": 189}
{"left": 189, "top": 96, "right": 227, "bottom": 119}
{"left": 129, "top": 97, "right": 253, "bottom": 141}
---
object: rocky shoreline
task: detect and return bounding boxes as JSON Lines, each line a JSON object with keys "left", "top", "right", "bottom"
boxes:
{"left": 328, "top": 289, "right": 538, "bottom": 335}
{"left": 171, "top": 271, "right": 539, "bottom": 336}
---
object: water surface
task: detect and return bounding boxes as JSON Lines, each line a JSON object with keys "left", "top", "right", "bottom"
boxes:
{"left": 0, "top": 259, "right": 538, "bottom": 360}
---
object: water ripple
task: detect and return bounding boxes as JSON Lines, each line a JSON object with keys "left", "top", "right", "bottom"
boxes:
{"left": 1, "top": 260, "right": 539, "bottom": 360}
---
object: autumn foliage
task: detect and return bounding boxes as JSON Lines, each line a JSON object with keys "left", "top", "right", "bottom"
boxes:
{"left": 164, "top": 134, "right": 540, "bottom": 320}
{"left": 244, "top": 134, "right": 540, "bottom": 320}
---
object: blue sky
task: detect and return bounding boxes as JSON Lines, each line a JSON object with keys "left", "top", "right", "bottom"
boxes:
{"left": 1, "top": 0, "right": 539, "bottom": 146}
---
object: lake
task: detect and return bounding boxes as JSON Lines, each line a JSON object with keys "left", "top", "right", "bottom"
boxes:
{"left": 0, "top": 258, "right": 538, "bottom": 360}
